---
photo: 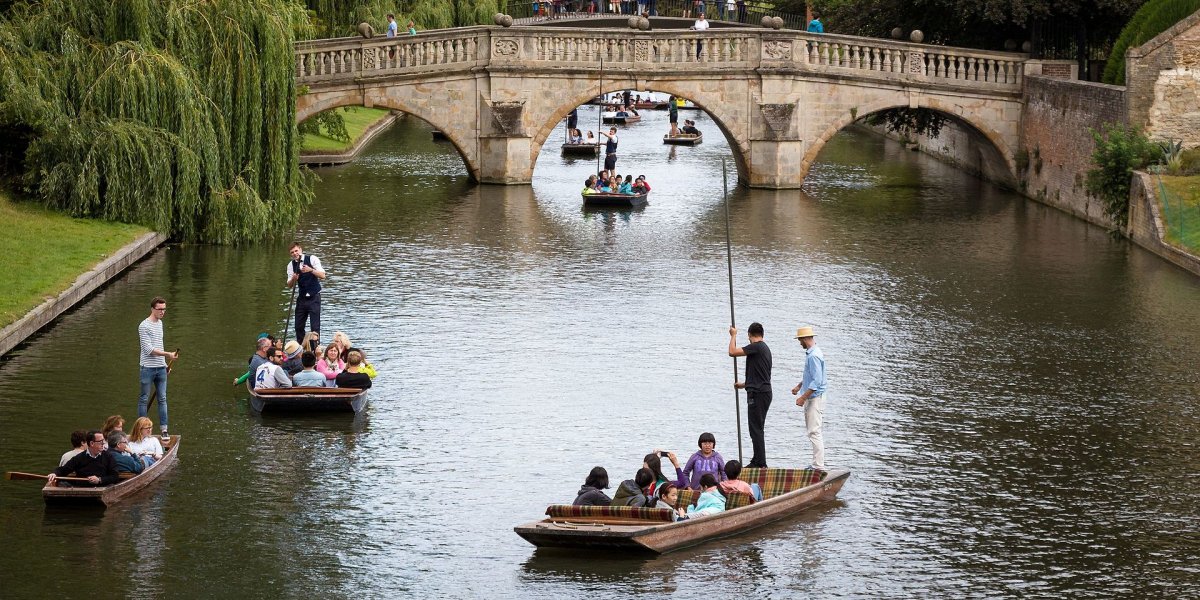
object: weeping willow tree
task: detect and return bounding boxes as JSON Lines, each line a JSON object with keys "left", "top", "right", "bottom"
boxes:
{"left": 306, "top": 0, "right": 501, "bottom": 38}
{"left": 0, "top": 0, "right": 314, "bottom": 243}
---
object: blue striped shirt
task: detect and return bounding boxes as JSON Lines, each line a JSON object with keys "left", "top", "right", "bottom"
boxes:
{"left": 800, "top": 345, "right": 826, "bottom": 397}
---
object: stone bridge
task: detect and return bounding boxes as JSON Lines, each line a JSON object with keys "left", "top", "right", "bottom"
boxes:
{"left": 295, "top": 24, "right": 1027, "bottom": 187}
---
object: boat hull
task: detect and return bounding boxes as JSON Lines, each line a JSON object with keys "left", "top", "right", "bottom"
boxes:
{"left": 42, "top": 436, "right": 181, "bottom": 507}
{"left": 561, "top": 143, "right": 601, "bottom": 156}
{"left": 515, "top": 469, "right": 848, "bottom": 554}
{"left": 663, "top": 133, "right": 702, "bottom": 146}
{"left": 582, "top": 192, "right": 649, "bottom": 207}
{"left": 249, "top": 385, "right": 369, "bottom": 413}
{"left": 602, "top": 115, "right": 641, "bottom": 125}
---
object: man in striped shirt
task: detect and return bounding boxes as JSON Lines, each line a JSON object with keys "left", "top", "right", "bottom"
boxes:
{"left": 138, "top": 296, "right": 177, "bottom": 439}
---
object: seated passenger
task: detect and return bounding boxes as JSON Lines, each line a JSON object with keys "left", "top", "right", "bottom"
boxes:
{"left": 351, "top": 347, "right": 378, "bottom": 379}
{"left": 126, "top": 417, "right": 164, "bottom": 467}
{"left": 102, "top": 415, "right": 124, "bottom": 438}
{"left": 335, "top": 350, "right": 373, "bottom": 389}
{"left": 685, "top": 473, "right": 727, "bottom": 518}
{"left": 717, "top": 459, "right": 760, "bottom": 503}
{"left": 292, "top": 352, "right": 326, "bottom": 387}
{"left": 682, "top": 432, "right": 727, "bottom": 489}
{"left": 618, "top": 175, "right": 634, "bottom": 195}
{"left": 234, "top": 336, "right": 273, "bottom": 386}
{"left": 568, "top": 128, "right": 584, "bottom": 144}
{"left": 107, "top": 431, "right": 145, "bottom": 475}
{"left": 585, "top": 131, "right": 596, "bottom": 144}
{"left": 60, "top": 429, "right": 88, "bottom": 467}
{"left": 633, "top": 175, "right": 651, "bottom": 193}
{"left": 254, "top": 348, "right": 293, "bottom": 389}
{"left": 681, "top": 120, "right": 701, "bottom": 135}
{"left": 301, "top": 331, "right": 321, "bottom": 354}
{"left": 315, "top": 344, "right": 344, "bottom": 388}
{"left": 48, "top": 431, "right": 118, "bottom": 487}
{"left": 610, "top": 467, "right": 656, "bottom": 507}
{"left": 582, "top": 176, "right": 598, "bottom": 195}
{"left": 573, "top": 466, "right": 612, "bottom": 506}
{"left": 281, "top": 340, "right": 304, "bottom": 376}
{"left": 655, "top": 482, "right": 688, "bottom": 521}
{"left": 644, "top": 451, "right": 687, "bottom": 496}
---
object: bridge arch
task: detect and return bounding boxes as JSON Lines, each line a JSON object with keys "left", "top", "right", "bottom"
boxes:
{"left": 529, "top": 83, "right": 751, "bottom": 182}
{"left": 297, "top": 93, "right": 478, "bottom": 179}
{"left": 802, "top": 97, "right": 1018, "bottom": 188}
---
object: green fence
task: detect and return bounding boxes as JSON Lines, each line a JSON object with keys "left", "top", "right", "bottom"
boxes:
{"left": 1155, "top": 174, "right": 1200, "bottom": 254}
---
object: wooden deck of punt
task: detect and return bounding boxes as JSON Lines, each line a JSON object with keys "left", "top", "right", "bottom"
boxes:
{"left": 248, "top": 385, "right": 369, "bottom": 413}
{"left": 582, "top": 191, "right": 649, "bottom": 208}
{"left": 663, "top": 133, "right": 703, "bottom": 145}
{"left": 633, "top": 101, "right": 666, "bottom": 110}
{"left": 514, "top": 469, "right": 849, "bottom": 554}
{"left": 561, "top": 142, "right": 601, "bottom": 156}
{"left": 42, "top": 436, "right": 181, "bottom": 507}
{"left": 602, "top": 114, "right": 642, "bottom": 124}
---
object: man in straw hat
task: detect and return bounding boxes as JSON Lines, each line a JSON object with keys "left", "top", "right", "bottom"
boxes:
{"left": 791, "top": 325, "right": 826, "bottom": 470}
{"left": 729, "top": 322, "right": 772, "bottom": 468}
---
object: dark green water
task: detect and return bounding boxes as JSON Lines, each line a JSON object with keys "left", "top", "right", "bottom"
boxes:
{"left": 1, "top": 109, "right": 1197, "bottom": 598}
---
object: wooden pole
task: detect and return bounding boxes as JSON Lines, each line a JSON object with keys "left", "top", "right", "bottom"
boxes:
{"left": 723, "top": 158, "right": 744, "bottom": 465}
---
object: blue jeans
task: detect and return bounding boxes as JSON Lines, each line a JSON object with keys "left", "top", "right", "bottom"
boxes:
{"left": 138, "top": 366, "right": 168, "bottom": 428}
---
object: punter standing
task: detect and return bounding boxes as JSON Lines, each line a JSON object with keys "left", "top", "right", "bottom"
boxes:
{"left": 791, "top": 325, "right": 826, "bottom": 470}
{"left": 599, "top": 127, "right": 619, "bottom": 175}
{"left": 729, "top": 322, "right": 772, "bottom": 468}
{"left": 138, "top": 297, "right": 176, "bottom": 438}
{"left": 286, "top": 242, "right": 326, "bottom": 347}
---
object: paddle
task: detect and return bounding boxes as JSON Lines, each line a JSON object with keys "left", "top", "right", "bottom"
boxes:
{"left": 5, "top": 472, "right": 91, "bottom": 483}
{"left": 722, "top": 158, "right": 745, "bottom": 465}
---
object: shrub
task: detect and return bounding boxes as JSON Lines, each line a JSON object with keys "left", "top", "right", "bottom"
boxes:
{"left": 1086, "top": 124, "right": 1158, "bottom": 231}
{"left": 1102, "top": 0, "right": 1200, "bottom": 85}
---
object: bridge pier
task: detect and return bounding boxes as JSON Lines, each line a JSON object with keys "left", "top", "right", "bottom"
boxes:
{"left": 747, "top": 140, "right": 807, "bottom": 188}
{"left": 479, "top": 136, "right": 533, "bottom": 184}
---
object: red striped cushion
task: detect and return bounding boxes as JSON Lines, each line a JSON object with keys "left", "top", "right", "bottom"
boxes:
{"left": 545, "top": 504, "right": 675, "bottom": 523}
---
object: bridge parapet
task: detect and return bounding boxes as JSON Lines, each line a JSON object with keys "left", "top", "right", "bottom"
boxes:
{"left": 295, "top": 26, "right": 1025, "bottom": 93}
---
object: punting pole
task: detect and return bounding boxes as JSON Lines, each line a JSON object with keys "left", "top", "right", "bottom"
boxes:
{"left": 280, "top": 284, "right": 297, "bottom": 344}
{"left": 596, "top": 55, "right": 603, "bottom": 175}
{"left": 723, "top": 158, "right": 744, "bottom": 465}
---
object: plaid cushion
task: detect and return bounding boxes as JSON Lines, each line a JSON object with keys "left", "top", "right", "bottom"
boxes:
{"left": 545, "top": 504, "right": 675, "bottom": 523}
{"left": 739, "top": 468, "right": 825, "bottom": 499}
{"left": 673, "top": 488, "right": 754, "bottom": 510}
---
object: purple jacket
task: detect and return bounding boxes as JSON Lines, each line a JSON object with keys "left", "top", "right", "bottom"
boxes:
{"left": 682, "top": 451, "right": 727, "bottom": 489}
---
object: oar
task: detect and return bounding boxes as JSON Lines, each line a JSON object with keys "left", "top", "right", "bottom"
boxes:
{"left": 722, "top": 158, "right": 745, "bottom": 465}
{"left": 5, "top": 472, "right": 91, "bottom": 483}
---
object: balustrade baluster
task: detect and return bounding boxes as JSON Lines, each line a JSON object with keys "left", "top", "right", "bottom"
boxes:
{"left": 467, "top": 37, "right": 477, "bottom": 63}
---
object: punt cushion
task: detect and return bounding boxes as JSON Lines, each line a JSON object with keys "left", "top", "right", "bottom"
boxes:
{"left": 545, "top": 504, "right": 675, "bottom": 523}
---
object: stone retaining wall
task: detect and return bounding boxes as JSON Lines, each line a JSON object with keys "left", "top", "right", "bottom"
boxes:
{"left": 300, "top": 112, "right": 399, "bottom": 166}
{"left": 1127, "top": 171, "right": 1200, "bottom": 276}
{"left": 0, "top": 232, "right": 167, "bottom": 358}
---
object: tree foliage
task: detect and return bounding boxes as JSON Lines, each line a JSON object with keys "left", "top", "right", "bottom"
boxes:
{"left": 864, "top": 108, "right": 948, "bottom": 139}
{"left": 1101, "top": 0, "right": 1200, "bottom": 84}
{"left": 796, "top": 0, "right": 1145, "bottom": 50}
{"left": 1086, "top": 124, "right": 1157, "bottom": 231}
{"left": 0, "top": 0, "right": 315, "bottom": 244}
{"left": 305, "top": 0, "right": 501, "bottom": 38}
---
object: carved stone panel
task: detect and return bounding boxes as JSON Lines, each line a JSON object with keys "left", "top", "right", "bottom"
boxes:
{"left": 635, "top": 40, "right": 650, "bottom": 62}
{"left": 490, "top": 101, "right": 526, "bottom": 136}
{"left": 493, "top": 39, "right": 520, "bottom": 58}
{"left": 908, "top": 51, "right": 925, "bottom": 75}
{"left": 763, "top": 40, "right": 792, "bottom": 61}
{"left": 362, "top": 47, "right": 378, "bottom": 70}
{"left": 759, "top": 103, "right": 796, "bottom": 140}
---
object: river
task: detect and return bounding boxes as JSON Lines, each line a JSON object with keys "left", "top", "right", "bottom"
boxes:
{"left": 0, "top": 107, "right": 1197, "bottom": 598}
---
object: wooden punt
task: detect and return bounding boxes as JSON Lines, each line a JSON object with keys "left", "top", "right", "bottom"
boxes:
{"left": 514, "top": 468, "right": 848, "bottom": 554}
{"left": 663, "top": 132, "right": 703, "bottom": 145}
{"left": 582, "top": 191, "right": 649, "bottom": 208}
{"left": 633, "top": 101, "right": 666, "bottom": 110}
{"left": 602, "top": 113, "right": 642, "bottom": 125}
{"left": 561, "top": 142, "right": 601, "bottom": 156}
{"left": 42, "top": 436, "right": 181, "bottom": 507}
{"left": 248, "top": 384, "right": 369, "bottom": 413}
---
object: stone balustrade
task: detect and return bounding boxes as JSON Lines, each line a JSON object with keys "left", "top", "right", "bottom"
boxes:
{"left": 295, "top": 26, "right": 1025, "bottom": 92}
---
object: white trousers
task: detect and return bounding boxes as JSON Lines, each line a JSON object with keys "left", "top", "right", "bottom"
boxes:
{"left": 804, "top": 395, "right": 825, "bottom": 468}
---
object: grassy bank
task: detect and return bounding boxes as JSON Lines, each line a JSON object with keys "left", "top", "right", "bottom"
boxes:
{"left": 0, "top": 192, "right": 148, "bottom": 328}
{"left": 300, "top": 107, "right": 394, "bottom": 153}
{"left": 1157, "top": 175, "right": 1200, "bottom": 254}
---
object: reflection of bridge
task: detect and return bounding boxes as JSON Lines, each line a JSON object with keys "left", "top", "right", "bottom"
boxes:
{"left": 295, "top": 25, "right": 1027, "bottom": 187}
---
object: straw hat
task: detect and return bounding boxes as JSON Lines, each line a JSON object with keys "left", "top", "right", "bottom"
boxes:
{"left": 284, "top": 340, "right": 302, "bottom": 357}
{"left": 794, "top": 326, "right": 816, "bottom": 339}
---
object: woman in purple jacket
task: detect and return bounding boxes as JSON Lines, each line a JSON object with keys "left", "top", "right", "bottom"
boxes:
{"left": 682, "top": 432, "right": 727, "bottom": 489}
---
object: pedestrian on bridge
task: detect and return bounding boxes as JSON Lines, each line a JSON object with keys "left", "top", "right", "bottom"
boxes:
{"left": 807, "top": 13, "right": 824, "bottom": 33}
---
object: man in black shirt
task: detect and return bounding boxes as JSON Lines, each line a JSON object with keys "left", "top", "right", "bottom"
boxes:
{"left": 48, "top": 430, "right": 119, "bottom": 486}
{"left": 335, "top": 349, "right": 373, "bottom": 390}
{"left": 729, "top": 322, "right": 772, "bottom": 468}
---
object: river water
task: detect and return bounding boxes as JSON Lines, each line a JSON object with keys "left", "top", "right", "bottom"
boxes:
{"left": 1, "top": 107, "right": 1197, "bottom": 598}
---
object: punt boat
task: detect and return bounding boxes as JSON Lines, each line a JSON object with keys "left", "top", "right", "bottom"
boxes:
{"left": 582, "top": 191, "right": 649, "bottom": 208}
{"left": 43, "top": 436, "right": 182, "bottom": 507}
{"left": 514, "top": 467, "right": 848, "bottom": 554}
{"left": 561, "top": 142, "right": 602, "bottom": 156}
{"left": 663, "top": 132, "right": 703, "bottom": 145}
{"left": 248, "top": 384, "right": 369, "bottom": 413}
{"left": 602, "top": 113, "right": 642, "bottom": 125}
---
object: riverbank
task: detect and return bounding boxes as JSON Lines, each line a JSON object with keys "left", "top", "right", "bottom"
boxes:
{"left": 300, "top": 107, "right": 397, "bottom": 166}
{"left": 0, "top": 192, "right": 162, "bottom": 357}
{"left": 1129, "top": 172, "right": 1200, "bottom": 276}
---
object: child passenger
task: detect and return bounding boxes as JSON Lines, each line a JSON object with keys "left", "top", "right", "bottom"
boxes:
{"left": 717, "top": 459, "right": 761, "bottom": 502}
{"left": 682, "top": 432, "right": 726, "bottom": 489}
{"left": 685, "top": 473, "right": 727, "bottom": 518}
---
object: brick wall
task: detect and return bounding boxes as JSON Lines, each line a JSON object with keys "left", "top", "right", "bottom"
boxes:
{"left": 1018, "top": 75, "right": 1127, "bottom": 228}
{"left": 1127, "top": 9, "right": 1200, "bottom": 146}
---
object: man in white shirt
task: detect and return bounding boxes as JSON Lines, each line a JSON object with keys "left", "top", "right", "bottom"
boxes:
{"left": 286, "top": 242, "right": 327, "bottom": 346}
{"left": 255, "top": 348, "right": 293, "bottom": 389}
{"left": 138, "top": 296, "right": 177, "bottom": 438}
{"left": 691, "top": 13, "right": 709, "bottom": 58}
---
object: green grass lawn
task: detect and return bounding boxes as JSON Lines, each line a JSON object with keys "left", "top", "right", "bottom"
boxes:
{"left": 299, "top": 107, "right": 393, "bottom": 153}
{"left": 1158, "top": 175, "right": 1200, "bottom": 254}
{"left": 0, "top": 191, "right": 148, "bottom": 329}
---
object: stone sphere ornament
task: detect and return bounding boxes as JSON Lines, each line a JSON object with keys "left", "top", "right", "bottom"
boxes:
{"left": 637, "top": 16, "right": 650, "bottom": 30}
{"left": 500, "top": 14, "right": 514, "bottom": 27}
{"left": 762, "top": 16, "right": 774, "bottom": 28}
{"left": 1021, "top": 40, "right": 1032, "bottom": 53}
{"left": 891, "top": 27, "right": 904, "bottom": 39}
{"left": 771, "top": 16, "right": 784, "bottom": 29}
{"left": 494, "top": 13, "right": 505, "bottom": 25}
{"left": 628, "top": 16, "right": 640, "bottom": 29}
{"left": 1004, "top": 39, "right": 1017, "bottom": 51}
{"left": 357, "top": 22, "right": 374, "bottom": 38}
{"left": 909, "top": 30, "right": 924, "bottom": 43}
